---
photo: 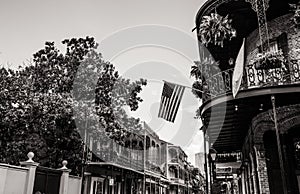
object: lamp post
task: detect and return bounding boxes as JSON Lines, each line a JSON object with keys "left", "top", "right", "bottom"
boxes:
{"left": 209, "top": 148, "right": 217, "bottom": 184}
{"left": 203, "top": 131, "right": 209, "bottom": 194}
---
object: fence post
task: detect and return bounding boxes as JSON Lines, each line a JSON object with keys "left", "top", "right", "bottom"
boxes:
{"left": 58, "top": 160, "right": 71, "bottom": 194}
{"left": 20, "top": 152, "right": 39, "bottom": 194}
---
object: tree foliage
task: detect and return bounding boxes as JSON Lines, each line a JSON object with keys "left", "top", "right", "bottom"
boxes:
{"left": 0, "top": 37, "right": 147, "bottom": 175}
{"left": 190, "top": 58, "right": 219, "bottom": 98}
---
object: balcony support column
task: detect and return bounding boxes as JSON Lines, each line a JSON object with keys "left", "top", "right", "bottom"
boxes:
{"left": 253, "top": 145, "right": 270, "bottom": 194}
{"left": 271, "top": 95, "right": 288, "bottom": 194}
{"left": 249, "top": 152, "right": 259, "bottom": 194}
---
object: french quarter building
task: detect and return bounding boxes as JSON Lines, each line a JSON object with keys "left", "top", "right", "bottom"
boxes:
{"left": 194, "top": 0, "right": 300, "bottom": 193}
{"left": 82, "top": 121, "right": 203, "bottom": 194}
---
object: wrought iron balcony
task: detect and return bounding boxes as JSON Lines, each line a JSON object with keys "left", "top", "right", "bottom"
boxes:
{"left": 91, "top": 139, "right": 144, "bottom": 171}
{"left": 168, "top": 146, "right": 187, "bottom": 166}
{"left": 170, "top": 177, "right": 186, "bottom": 185}
{"left": 145, "top": 160, "right": 163, "bottom": 175}
{"left": 202, "top": 59, "right": 300, "bottom": 103}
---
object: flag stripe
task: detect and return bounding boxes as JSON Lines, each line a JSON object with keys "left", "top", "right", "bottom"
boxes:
{"left": 158, "top": 96, "right": 166, "bottom": 117}
{"left": 162, "top": 96, "right": 170, "bottom": 119}
{"left": 158, "top": 82, "right": 185, "bottom": 122}
{"left": 165, "top": 85, "right": 180, "bottom": 120}
{"left": 160, "top": 96, "right": 168, "bottom": 118}
{"left": 169, "top": 86, "right": 185, "bottom": 122}
{"left": 170, "top": 88, "right": 184, "bottom": 122}
{"left": 163, "top": 87, "right": 175, "bottom": 119}
{"left": 167, "top": 86, "right": 182, "bottom": 121}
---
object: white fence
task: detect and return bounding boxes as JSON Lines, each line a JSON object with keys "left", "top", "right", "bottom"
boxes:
{"left": 0, "top": 152, "right": 82, "bottom": 194}
{"left": 68, "top": 175, "right": 82, "bottom": 194}
{"left": 0, "top": 164, "right": 28, "bottom": 194}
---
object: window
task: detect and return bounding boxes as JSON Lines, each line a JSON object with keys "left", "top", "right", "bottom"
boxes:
{"left": 258, "top": 39, "right": 279, "bottom": 53}
{"left": 91, "top": 177, "right": 104, "bottom": 194}
{"left": 258, "top": 33, "right": 288, "bottom": 56}
{"left": 268, "top": 41, "right": 279, "bottom": 53}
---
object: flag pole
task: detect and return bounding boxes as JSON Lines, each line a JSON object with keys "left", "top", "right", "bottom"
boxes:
{"left": 143, "top": 123, "right": 146, "bottom": 194}
{"left": 162, "top": 80, "right": 216, "bottom": 97}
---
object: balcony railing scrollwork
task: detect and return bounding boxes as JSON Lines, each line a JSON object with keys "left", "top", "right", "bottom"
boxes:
{"left": 202, "top": 59, "right": 300, "bottom": 103}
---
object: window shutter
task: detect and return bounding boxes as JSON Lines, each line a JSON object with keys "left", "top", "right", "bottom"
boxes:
{"left": 277, "top": 33, "right": 290, "bottom": 74}
{"left": 277, "top": 33, "right": 289, "bottom": 57}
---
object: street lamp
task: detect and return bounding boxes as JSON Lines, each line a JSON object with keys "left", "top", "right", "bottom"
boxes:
{"left": 209, "top": 148, "right": 217, "bottom": 183}
{"left": 210, "top": 152, "right": 217, "bottom": 162}
{"left": 209, "top": 148, "right": 217, "bottom": 162}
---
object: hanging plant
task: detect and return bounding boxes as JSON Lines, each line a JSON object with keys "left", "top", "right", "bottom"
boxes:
{"left": 293, "top": 8, "right": 300, "bottom": 28}
{"left": 250, "top": 50, "right": 286, "bottom": 70}
{"left": 199, "top": 13, "right": 236, "bottom": 47}
{"left": 290, "top": 3, "right": 300, "bottom": 28}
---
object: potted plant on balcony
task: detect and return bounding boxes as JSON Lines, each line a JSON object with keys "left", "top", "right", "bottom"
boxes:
{"left": 290, "top": 3, "right": 300, "bottom": 28}
{"left": 199, "top": 13, "right": 236, "bottom": 47}
{"left": 293, "top": 8, "right": 300, "bottom": 28}
{"left": 251, "top": 50, "right": 286, "bottom": 70}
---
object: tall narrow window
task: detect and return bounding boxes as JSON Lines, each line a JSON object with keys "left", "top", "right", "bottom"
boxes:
{"left": 268, "top": 41, "right": 278, "bottom": 52}
{"left": 91, "top": 177, "right": 104, "bottom": 194}
{"left": 277, "top": 33, "right": 289, "bottom": 57}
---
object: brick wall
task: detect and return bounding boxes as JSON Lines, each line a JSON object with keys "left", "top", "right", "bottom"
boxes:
{"left": 240, "top": 13, "right": 300, "bottom": 194}
{"left": 256, "top": 150, "right": 270, "bottom": 194}
{"left": 245, "top": 104, "right": 300, "bottom": 194}
{"left": 245, "top": 13, "right": 300, "bottom": 65}
{"left": 252, "top": 104, "right": 300, "bottom": 143}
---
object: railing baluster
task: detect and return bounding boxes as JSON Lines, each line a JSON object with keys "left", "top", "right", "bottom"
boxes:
{"left": 201, "top": 59, "right": 300, "bottom": 104}
{"left": 291, "top": 59, "right": 300, "bottom": 82}
{"left": 247, "top": 64, "right": 256, "bottom": 87}
{"left": 256, "top": 69, "right": 265, "bottom": 86}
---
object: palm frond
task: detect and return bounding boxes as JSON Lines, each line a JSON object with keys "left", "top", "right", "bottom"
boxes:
{"left": 198, "top": 13, "right": 236, "bottom": 47}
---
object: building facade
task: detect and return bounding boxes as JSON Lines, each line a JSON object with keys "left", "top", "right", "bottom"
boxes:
{"left": 82, "top": 122, "right": 203, "bottom": 194}
{"left": 195, "top": 0, "right": 300, "bottom": 193}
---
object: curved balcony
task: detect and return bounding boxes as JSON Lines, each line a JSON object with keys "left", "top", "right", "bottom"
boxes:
{"left": 195, "top": 0, "right": 300, "bottom": 113}
{"left": 202, "top": 59, "right": 300, "bottom": 108}
{"left": 195, "top": 0, "right": 300, "bottom": 152}
{"left": 200, "top": 59, "right": 300, "bottom": 151}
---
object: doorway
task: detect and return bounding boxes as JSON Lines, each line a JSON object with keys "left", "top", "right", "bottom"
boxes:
{"left": 263, "top": 130, "right": 300, "bottom": 194}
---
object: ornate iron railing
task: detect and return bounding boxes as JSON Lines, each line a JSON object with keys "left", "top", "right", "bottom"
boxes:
{"left": 91, "top": 135, "right": 166, "bottom": 175}
{"left": 91, "top": 136, "right": 145, "bottom": 171}
{"left": 202, "top": 59, "right": 300, "bottom": 103}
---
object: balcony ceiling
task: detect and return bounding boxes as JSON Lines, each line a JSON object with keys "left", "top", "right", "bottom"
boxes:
{"left": 203, "top": 88, "right": 300, "bottom": 152}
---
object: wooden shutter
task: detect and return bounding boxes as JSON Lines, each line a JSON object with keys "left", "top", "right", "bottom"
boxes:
{"left": 277, "top": 33, "right": 289, "bottom": 57}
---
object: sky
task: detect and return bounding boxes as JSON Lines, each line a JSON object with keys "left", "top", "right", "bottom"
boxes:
{"left": 0, "top": 0, "right": 206, "bottom": 165}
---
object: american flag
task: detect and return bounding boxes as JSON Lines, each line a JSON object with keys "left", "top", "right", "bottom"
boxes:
{"left": 158, "top": 81, "right": 185, "bottom": 122}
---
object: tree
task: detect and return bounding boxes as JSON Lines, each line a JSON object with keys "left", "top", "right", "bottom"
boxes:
{"left": 190, "top": 56, "right": 219, "bottom": 118}
{"left": 0, "top": 37, "right": 147, "bottom": 175}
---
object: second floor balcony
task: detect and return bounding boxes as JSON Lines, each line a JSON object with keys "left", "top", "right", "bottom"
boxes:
{"left": 200, "top": 58, "right": 300, "bottom": 151}
{"left": 168, "top": 146, "right": 187, "bottom": 166}
{"left": 195, "top": 0, "right": 300, "bottom": 109}
{"left": 201, "top": 58, "right": 300, "bottom": 105}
